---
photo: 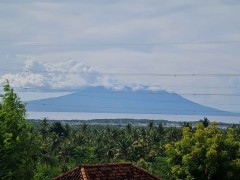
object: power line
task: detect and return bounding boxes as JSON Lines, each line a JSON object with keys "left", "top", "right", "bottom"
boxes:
{"left": 1, "top": 85, "right": 240, "bottom": 96}
{"left": 165, "top": 85, "right": 240, "bottom": 89}
{"left": 1, "top": 40, "right": 240, "bottom": 46}
{"left": 0, "top": 68, "right": 240, "bottom": 77}
{"left": 1, "top": 83, "right": 240, "bottom": 90}
{"left": 0, "top": 83, "right": 240, "bottom": 92}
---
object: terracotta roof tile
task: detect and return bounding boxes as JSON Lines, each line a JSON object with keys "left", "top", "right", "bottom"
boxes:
{"left": 53, "top": 162, "right": 161, "bottom": 180}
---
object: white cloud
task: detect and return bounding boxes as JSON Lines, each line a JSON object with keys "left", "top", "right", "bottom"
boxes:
{"left": 0, "top": 1, "right": 240, "bottom": 112}
{"left": 25, "top": 59, "right": 46, "bottom": 72}
{"left": 0, "top": 60, "right": 118, "bottom": 91}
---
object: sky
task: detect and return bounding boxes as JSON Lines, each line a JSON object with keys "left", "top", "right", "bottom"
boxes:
{"left": 0, "top": 0, "right": 240, "bottom": 113}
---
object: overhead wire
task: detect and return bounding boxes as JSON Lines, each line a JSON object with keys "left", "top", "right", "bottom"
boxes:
{"left": 1, "top": 40, "right": 240, "bottom": 47}
{"left": 0, "top": 85, "right": 239, "bottom": 96}
{"left": 1, "top": 85, "right": 240, "bottom": 97}
{"left": 0, "top": 68, "right": 240, "bottom": 77}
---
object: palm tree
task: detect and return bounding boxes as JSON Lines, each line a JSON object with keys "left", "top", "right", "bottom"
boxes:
{"left": 199, "top": 117, "right": 210, "bottom": 128}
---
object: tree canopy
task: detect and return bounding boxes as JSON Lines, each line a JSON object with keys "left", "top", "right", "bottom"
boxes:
{"left": 0, "top": 82, "right": 38, "bottom": 179}
{"left": 0, "top": 82, "right": 240, "bottom": 179}
{"left": 165, "top": 123, "right": 240, "bottom": 180}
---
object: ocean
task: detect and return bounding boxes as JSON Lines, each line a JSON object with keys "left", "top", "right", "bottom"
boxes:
{"left": 27, "top": 112, "right": 240, "bottom": 124}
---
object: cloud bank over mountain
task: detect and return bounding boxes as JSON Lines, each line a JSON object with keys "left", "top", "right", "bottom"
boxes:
{"left": 0, "top": 1, "right": 240, "bottom": 112}
{"left": 0, "top": 60, "right": 115, "bottom": 91}
{"left": 0, "top": 57, "right": 240, "bottom": 113}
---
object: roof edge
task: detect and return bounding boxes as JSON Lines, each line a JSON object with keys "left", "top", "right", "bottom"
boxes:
{"left": 132, "top": 163, "right": 161, "bottom": 180}
{"left": 53, "top": 166, "right": 80, "bottom": 180}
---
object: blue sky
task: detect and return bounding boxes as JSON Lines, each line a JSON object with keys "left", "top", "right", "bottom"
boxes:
{"left": 0, "top": 0, "right": 240, "bottom": 113}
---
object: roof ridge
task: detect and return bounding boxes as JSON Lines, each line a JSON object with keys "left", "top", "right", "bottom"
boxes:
{"left": 131, "top": 163, "right": 161, "bottom": 180}
{"left": 53, "top": 166, "right": 80, "bottom": 180}
{"left": 81, "top": 162, "right": 132, "bottom": 167}
{"left": 53, "top": 162, "right": 161, "bottom": 179}
{"left": 80, "top": 167, "right": 87, "bottom": 180}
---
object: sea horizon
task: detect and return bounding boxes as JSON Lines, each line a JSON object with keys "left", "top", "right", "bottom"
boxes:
{"left": 27, "top": 111, "right": 240, "bottom": 124}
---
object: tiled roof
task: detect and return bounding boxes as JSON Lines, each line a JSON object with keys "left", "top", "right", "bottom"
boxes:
{"left": 53, "top": 162, "right": 161, "bottom": 180}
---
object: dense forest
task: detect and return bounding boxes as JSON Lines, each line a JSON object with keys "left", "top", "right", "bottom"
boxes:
{"left": 1, "top": 83, "right": 240, "bottom": 179}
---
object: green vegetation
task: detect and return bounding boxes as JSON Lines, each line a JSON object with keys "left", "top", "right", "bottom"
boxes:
{"left": 166, "top": 123, "right": 240, "bottom": 179}
{"left": 1, "top": 83, "right": 240, "bottom": 179}
{"left": 0, "top": 82, "right": 39, "bottom": 179}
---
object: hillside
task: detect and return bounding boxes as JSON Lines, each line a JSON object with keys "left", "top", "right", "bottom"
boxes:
{"left": 26, "top": 86, "right": 238, "bottom": 116}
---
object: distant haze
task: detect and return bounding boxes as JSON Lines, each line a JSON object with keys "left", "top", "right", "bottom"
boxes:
{"left": 1, "top": 1, "right": 240, "bottom": 113}
{"left": 26, "top": 86, "right": 239, "bottom": 116}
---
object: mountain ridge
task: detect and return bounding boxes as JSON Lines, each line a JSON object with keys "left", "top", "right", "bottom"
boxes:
{"left": 26, "top": 86, "right": 239, "bottom": 116}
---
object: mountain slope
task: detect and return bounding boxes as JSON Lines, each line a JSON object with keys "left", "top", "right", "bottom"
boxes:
{"left": 26, "top": 86, "right": 238, "bottom": 116}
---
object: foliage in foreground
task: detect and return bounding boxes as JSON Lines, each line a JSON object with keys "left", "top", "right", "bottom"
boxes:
{"left": 166, "top": 123, "right": 240, "bottom": 179}
{"left": 0, "top": 82, "right": 39, "bottom": 179}
{"left": 0, "top": 83, "right": 240, "bottom": 179}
